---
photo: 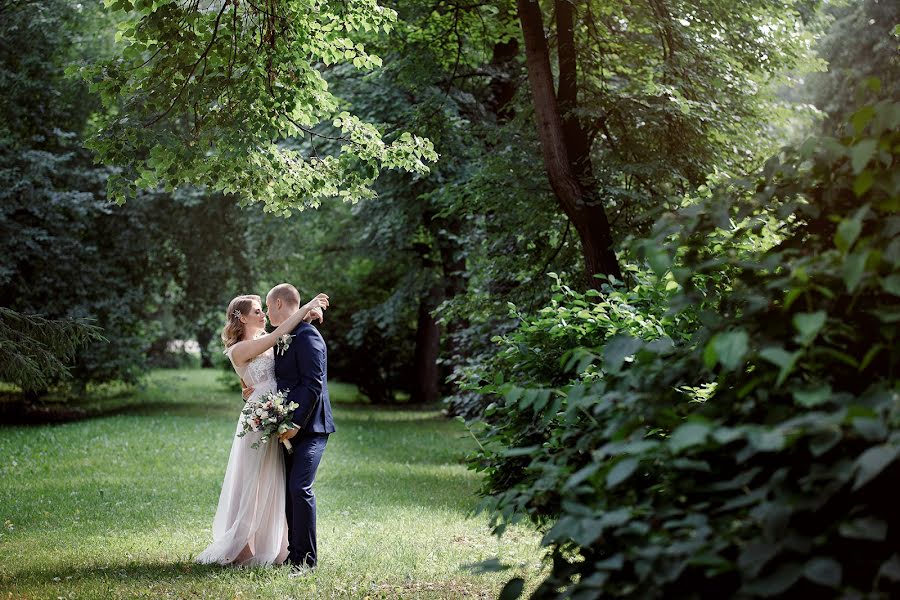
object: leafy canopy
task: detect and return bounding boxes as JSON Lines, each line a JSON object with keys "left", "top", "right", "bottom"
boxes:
{"left": 76, "top": 0, "right": 437, "bottom": 211}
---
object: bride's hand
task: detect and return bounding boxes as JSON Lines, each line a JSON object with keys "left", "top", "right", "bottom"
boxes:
{"left": 302, "top": 293, "right": 329, "bottom": 316}
{"left": 279, "top": 427, "right": 300, "bottom": 443}
{"left": 305, "top": 307, "right": 324, "bottom": 323}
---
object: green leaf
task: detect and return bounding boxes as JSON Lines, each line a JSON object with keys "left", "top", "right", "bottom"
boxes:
{"left": 758, "top": 347, "right": 800, "bottom": 386}
{"left": 809, "top": 429, "right": 842, "bottom": 457}
{"left": 804, "top": 557, "right": 841, "bottom": 588}
{"left": 595, "top": 554, "right": 625, "bottom": 571}
{"left": 669, "top": 422, "right": 711, "bottom": 454}
{"left": 853, "top": 170, "right": 874, "bottom": 197}
{"left": 860, "top": 344, "right": 884, "bottom": 371}
{"left": 602, "top": 335, "right": 642, "bottom": 373}
{"left": 842, "top": 249, "right": 869, "bottom": 292}
{"left": 741, "top": 563, "right": 802, "bottom": 596}
{"left": 881, "top": 274, "right": 900, "bottom": 296}
{"left": 792, "top": 384, "right": 831, "bottom": 408}
{"left": 850, "top": 139, "right": 877, "bottom": 174}
{"left": 703, "top": 339, "right": 718, "bottom": 369}
{"left": 852, "top": 417, "right": 888, "bottom": 441}
{"left": 564, "top": 463, "right": 600, "bottom": 490}
{"left": 465, "top": 558, "right": 510, "bottom": 573}
{"left": 792, "top": 311, "right": 826, "bottom": 345}
{"left": 646, "top": 244, "right": 671, "bottom": 276}
{"left": 853, "top": 444, "right": 899, "bottom": 490}
{"left": 839, "top": 517, "right": 887, "bottom": 541}
{"left": 711, "top": 330, "right": 749, "bottom": 370}
{"left": 750, "top": 428, "right": 786, "bottom": 452}
{"left": 850, "top": 106, "right": 875, "bottom": 134}
{"left": 878, "top": 555, "right": 900, "bottom": 582}
{"left": 834, "top": 215, "right": 862, "bottom": 253}
{"left": 606, "top": 457, "right": 640, "bottom": 489}
{"left": 738, "top": 541, "right": 780, "bottom": 577}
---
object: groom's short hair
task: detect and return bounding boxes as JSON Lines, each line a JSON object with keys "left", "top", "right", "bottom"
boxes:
{"left": 268, "top": 283, "right": 301, "bottom": 307}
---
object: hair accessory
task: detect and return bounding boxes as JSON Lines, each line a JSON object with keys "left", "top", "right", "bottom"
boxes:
{"left": 232, "top": 309, "right": 242, "bottom": 320}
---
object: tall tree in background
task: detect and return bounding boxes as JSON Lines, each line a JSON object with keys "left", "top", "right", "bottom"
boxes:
{"left": 809, "top": 0, "right": 899, "bottom": 129}
{"left": 0, "top": 0, "right": 258, "bottom": 392}
{"left": 517, "top": 0, "right": 621, "bottom": 282}
{"left": 511, "top": 0, "right": 821, "bottom": 285}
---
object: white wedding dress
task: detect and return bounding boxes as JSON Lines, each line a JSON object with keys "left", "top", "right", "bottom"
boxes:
{"left": 195, "top": 347, "right": 289, "bottom": 566}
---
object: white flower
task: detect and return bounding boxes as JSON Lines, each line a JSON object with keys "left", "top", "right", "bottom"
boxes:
{"left": 260, "top": 411, "right": 269, "bottom": 419}
{"left": 276, "top": 334, "right": 294, "bottom": 355}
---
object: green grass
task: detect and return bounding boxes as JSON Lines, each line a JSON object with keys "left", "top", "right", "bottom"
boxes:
{"left": 0, "top": 369, "right": 542, "bottom": 599}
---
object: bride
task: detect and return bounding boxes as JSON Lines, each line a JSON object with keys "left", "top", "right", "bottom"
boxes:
{"left": 196, "top": 291, "right": 329, "bottom": 566}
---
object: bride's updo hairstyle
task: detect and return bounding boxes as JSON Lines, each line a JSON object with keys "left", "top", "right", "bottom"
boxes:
{"left": 222, "top": 295, "right": 261, "bottom": 349}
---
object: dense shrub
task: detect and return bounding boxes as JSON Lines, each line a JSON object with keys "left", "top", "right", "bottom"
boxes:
{"left": 466, "top": 100, "right": 900, "bottom": 598}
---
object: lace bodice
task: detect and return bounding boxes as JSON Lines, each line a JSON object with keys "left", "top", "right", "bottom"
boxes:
{"left": 227, "top": 347, "right": 276, "bottom": 387}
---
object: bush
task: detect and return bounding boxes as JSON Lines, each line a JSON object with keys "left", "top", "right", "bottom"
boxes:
{"left": 466, "top": 99, "right": 900, "bottom": 598}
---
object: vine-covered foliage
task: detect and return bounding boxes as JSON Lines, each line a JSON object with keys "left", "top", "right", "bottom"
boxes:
{"left": 466, "top": 99, "right": 900, "bottom": 598}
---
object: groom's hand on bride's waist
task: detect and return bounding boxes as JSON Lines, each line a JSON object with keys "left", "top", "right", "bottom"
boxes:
{"left": 240, "top": 378, "right": 254, "bottom": 401}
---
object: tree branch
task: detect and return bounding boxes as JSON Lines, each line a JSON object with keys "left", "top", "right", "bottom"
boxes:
{"left": 143, "top": 1, "right": 229, "bottom": 127}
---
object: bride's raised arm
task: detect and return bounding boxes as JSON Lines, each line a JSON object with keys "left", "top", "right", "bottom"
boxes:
{"left": 230, "top": 293, "right": 329, "bottom": 366}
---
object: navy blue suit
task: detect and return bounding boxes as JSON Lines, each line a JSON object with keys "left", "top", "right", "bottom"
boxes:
{"left": 274, "top": 321, "right": 335, "bottom": 568}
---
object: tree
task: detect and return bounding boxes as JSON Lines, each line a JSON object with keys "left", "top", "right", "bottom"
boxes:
{"left": 510, "top": 0, "right": 821, "bottom": 285}
{"left": 76, "top": 0, "right": 437, "bottom": 209}
{"left": 0, "top": 0, "right": 258, "bottom": 391}
{"left": 516, "top": 0, "right": 621, "bottom": 282}
{"left": 808, "top": 0, "right": 900, "bottom": 129}
{"left": 467, "top": 97, "right": 900, "bottom": 599}
{"left": 0, "top": 308, "right": 104, "bottom": 395}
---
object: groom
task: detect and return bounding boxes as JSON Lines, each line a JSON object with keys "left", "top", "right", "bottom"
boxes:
{"left": 265, "top": 283, "right": 336, "bottom": 570}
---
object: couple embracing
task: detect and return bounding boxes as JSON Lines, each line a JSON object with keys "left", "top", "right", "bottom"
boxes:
{"left": 196, "top": 283, "right": 335, "bottom": 571}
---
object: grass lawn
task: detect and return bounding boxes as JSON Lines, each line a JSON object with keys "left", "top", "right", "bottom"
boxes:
{"left": 0, "top": 369, "right": 542, "bottom": 599}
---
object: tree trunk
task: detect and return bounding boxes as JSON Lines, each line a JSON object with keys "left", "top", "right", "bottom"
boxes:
{"left": 411, "top": 283, "right": 442, "bottom": 404}
{"left": 488, "top": 38, "right": 520, "bottom": 122}
{"left": 196, "top": 325, "right": 215, "bottom": 368}
{"left": 516, "top": 0, "right": 622, "bottom": 285}
{"left": 435, "top": 216, "right": 467, "bottom": 388}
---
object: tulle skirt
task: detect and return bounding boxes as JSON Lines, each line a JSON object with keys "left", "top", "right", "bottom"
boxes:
{"left": 196, "top": 386, "right": 288, "bottom": 566}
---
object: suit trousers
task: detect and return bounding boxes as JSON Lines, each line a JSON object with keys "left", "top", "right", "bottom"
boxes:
{"left": 284, "top": 432, "right": 328, "bottom": 567}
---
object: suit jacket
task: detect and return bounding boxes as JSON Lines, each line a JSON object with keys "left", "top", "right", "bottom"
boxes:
{"left": 274, "top": 321, "right": 335, "bottom": 434}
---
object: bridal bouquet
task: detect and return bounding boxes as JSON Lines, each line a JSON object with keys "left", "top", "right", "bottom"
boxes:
{"left": 237, "top": 389, "right": 299, "bottom": 452}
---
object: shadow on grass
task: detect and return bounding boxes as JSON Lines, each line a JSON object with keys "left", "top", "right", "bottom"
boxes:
{"left": 1, "top": 380, "right": 446, "bottom": 426}
{"left": 10, "top": 559, "right": 295, "bottom": 589}
{"left": 322, "top": 467, "right": 479, "bottom": 515}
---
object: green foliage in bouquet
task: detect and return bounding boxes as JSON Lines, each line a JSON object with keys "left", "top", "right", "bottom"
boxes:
{"left": 465, "top": 97, "right": 900, "bottom": 598}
